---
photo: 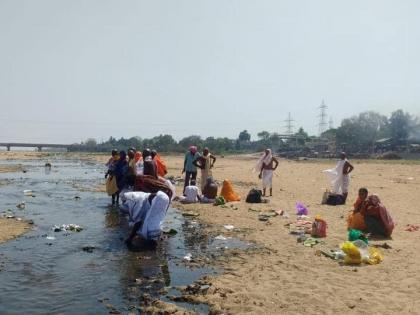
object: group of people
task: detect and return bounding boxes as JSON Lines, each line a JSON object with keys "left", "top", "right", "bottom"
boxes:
{"left": 323, "top": 152, "right": 394, "bottom": 238}
{"left": 104, "top": 145, "right": 395, "bottom": 250}
{"left": 105, "top": 147, "right": 173, "bottom": 249}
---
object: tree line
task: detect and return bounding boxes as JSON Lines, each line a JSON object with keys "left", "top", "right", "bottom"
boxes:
{"left": 72, "top": 109, "right": 419, "bottom": 155}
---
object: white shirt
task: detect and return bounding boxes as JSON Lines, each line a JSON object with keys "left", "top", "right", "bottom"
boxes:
{"left": 184, "top": 185, "right": 199, "bottom": 203}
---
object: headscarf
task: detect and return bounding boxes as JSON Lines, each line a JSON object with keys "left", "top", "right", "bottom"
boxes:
{"left": 254, "top": 149, "right": 273, "bottom": 172}
{"left": 366, "top": 194, "right": 395, "bottom": 237}
{"left": 134, "top": 151, "right": 142, "bottom": 163}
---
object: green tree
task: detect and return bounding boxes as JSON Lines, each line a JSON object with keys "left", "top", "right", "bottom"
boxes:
{"left": 238, "top": 130, "right": 251, "bottom": 142}
{"left": 257, "top": 131, "right": 270, "bottom": 141}
{"left": 389, "top": 109, "right": 412, "bottom": 146}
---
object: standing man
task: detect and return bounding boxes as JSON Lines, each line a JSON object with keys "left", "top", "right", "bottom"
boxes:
{"left": 182, "top": 146, "right": 200, "bottom": 194}
{"left": 193, "top": 147, "right": 216, "bottom": 191}
{"left": 323, "top": 152, "right": 354, "bottom": 203}
{"left": 255, "top": 149, "right": 279, "bottom": 197}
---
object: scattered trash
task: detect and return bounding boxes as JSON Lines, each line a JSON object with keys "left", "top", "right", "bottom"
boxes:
{"left": 348, "top": 229, "right": 368, "bottom": 244}
{"left": 405, "top": 224, "right": 419, "bottom": 232}
{"left": 214, "top": 196, "right": 226, "bottom": 206}
{"left": 52, "top": 224, "right": 83, "bottom": 232}
{"left": 258, "top": 214, "right": 270, "bottom": 221}
{"left": 295, "top": 202, "right": 308, "bottom": 216}
{"left": 214, "top": 235, "right": 228, "bottom": 241}
{"left": 303, "top": 237, "right": 323, "bottom": 247}
{"left": 5, "top": 215, "right": 15, "bottom": 219}
{"left": 311, "top": 215, "right": 327, "bottom": 238}
{"left": 74, "top": 196, "right": 81, "bottom": 200}
{"left": 182, "top": 211, "right": 200, "bottom": 217}
{"left": 162, "top": 228, "right": 178, "bottom": 236}
{"left": 16, "top": 202, "right": 25, "bottom": 209}
{"left": 248, "top": 208, "right": 261, "bottom": 212}
{"left": 183, "top": 253, "right": 192, "bottom": 261}
{"left": 372, "top": 243, "right": 392, "bottom": 249}
{"left": 16, "top": 217, "right": 22, "bottom": 221}
{"left": 82, "top": 245, "right": 96, "bottom": 253}
{"left": 23, "top": 190, "right": 33, "bottom": 196}
{"left": 46, "top": 236, "right": 56, "bottom": 240}
{"left": 223, "top": 225, "right": 235, "bottom": 231}
{"left": 341, "top": 240, "right": 383, "bottom": 265}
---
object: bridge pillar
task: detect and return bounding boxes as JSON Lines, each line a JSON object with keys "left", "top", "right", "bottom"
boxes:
{"left": 37, "top": 146, "right": 42, "bottom": 152}
{"left": 7, "top": 145, "right": 10, "bottom": 151}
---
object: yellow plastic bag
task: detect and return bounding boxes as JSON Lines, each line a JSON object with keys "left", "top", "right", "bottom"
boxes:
{"left": 106, "top": 176, "right": 118, "bottom": 196}
{"left": 341, "top": 241, "right": 362, "bottom": 264}
{"left": 364, "top": 248, "right": 383, "bottom": 265}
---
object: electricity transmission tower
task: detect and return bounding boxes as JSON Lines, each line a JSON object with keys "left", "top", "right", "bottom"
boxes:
{"left": 284, "top": 112, "right": 294, "bottom": 135}
{"left": 318, "top": 100, "right": 328, "bottom": 136}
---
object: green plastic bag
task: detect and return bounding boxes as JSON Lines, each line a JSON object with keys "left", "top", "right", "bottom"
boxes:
{"left": 348, "top": 229, "right": 368, "bottom": 244}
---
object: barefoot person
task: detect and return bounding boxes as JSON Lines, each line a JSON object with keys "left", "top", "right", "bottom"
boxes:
{"left": 182, "top": 146, "right": 200, "bottom": 194}
{"left": 123, "top": 190, "right": 171, "bottom": 249}
{"left": 193, "top": 147, "right": 216, "bottom": 191}
{"left": 201, "top": 177, "right": 218, "bottom": 203}
{"left": 255, "top": 149, "right": 279, "bottom": 197}
{"left": 323, "top": 152, "right": 354, "bottom": 203}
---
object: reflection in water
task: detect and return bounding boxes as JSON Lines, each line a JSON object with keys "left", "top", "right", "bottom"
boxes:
{"left": 0, "top": 157, "right": 251, "bottom": 314}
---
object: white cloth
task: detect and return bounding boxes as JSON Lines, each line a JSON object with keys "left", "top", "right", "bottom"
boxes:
{"left": 184, "top": 185, "right": 199, "bottom": 203}
{"left": 254, "top": 149, "right": 273, "bottom": 172}
{"left": 262, "top": 169, "right": 273, "bottom": 189}
{"left": 123, "top": 191, "right": 151, "bottom": 227}
{"left": 139, "top": 191, "right": 170, "bottom": 241}
{"left": 323, "top": 159, "right": 348, "bottom": 194}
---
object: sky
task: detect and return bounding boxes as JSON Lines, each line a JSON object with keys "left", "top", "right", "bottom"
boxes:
{"left": 0, "top": 0, "right": 419, "bottom": 144}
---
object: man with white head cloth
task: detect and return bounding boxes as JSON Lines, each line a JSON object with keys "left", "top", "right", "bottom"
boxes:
{"left": 255, "top": 149, "right": 279, "bottom": 197}
{"left": 123, "top": 190, "right": 170, "bottom": 249}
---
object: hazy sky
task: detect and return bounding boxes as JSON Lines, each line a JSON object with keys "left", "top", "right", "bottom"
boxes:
{"left": 1, "top": 0, "right": 419, "bottom": 144}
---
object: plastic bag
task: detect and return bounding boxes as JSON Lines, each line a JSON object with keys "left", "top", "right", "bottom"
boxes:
{"left": 311, "top": 216, "right": 327, "bottom": 238}
{"left": 348, "top": 229, "right": 368, "bottom": 244}
{"left": 296, "top": 202, "right": 308, "bottom": 215}
{"left": 365, "top": 248, "right": 383, "bottom": 265}
{"left": 341, "top": 241, "right": 362, "bottom": 264}
{"left": 106, "top": 176, "right": 118, "bottom": 196}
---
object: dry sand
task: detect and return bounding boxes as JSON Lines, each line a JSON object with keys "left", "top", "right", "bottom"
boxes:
{"left": 164, "top": 154, "right": 420, "bottom": 315}
{"left": 2, "top": 151, "right": 420, "bottom": 314}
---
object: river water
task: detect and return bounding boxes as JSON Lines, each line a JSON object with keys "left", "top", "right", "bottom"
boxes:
{"left": 0, "top": 157, "right": 251, "bottom": 314}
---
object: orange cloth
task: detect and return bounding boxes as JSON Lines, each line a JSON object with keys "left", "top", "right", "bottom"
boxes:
{"left": 155, "top": 154, "right": 168, "bottom": 177}
{"left": 347, "top": 196, "right": 367, "bottom": 230}
{"left": 347, "top": 212, "right": 367, "bottom": 231}
{"left": 220, "top": 180, "right": 241, "bottom": 202}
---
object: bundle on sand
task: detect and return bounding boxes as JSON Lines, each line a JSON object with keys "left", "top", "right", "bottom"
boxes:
{"left": 220, "top": 179, "right": 241, "bottom": 202}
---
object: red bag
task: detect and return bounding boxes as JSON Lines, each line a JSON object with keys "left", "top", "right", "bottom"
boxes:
{"left": 312, "top": 217, "right": 327, "bottom": 238}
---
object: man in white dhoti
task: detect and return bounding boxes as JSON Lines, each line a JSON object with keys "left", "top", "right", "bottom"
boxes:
{"left": 254, "top": 149, "right": 279, "bottom": 197}
{"left": 323, "top": 152, "right": 354, "bottom": 203}
{"left": 123, "top": 190, "right": 170, "bottom": 249}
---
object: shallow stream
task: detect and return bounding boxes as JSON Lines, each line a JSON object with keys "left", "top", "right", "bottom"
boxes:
{"left": 0, "top": 157, "right": 251, "bottom": 314}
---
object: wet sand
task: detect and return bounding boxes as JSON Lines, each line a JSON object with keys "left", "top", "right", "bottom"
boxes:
{"left": 2, "top": 151, "right": 420, "bottom": 314}
{"left": 0, "top": 218, "right": 32, "bottom": 244}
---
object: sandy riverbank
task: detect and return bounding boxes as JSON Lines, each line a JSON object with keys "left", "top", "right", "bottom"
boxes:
{"left": 2, "top": 151, "right": 420, "bottom": 314}
{"left": 161, "top": 154, "right": 420, "bottom": 314}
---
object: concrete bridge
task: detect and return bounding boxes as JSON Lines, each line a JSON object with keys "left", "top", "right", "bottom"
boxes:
{"left": 0, "top": 142, "right": 74, "bottom": 152}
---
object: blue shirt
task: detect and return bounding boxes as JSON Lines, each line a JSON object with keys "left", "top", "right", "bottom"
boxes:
{"left": 184, "top": 152, "right": 200, "bottom": 173}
